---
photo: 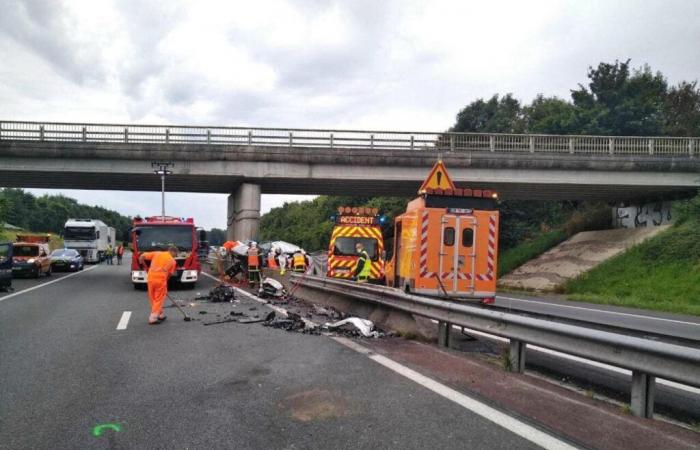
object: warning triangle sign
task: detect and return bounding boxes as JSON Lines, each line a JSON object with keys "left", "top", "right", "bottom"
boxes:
{"left": 418, "top": 160, "right": 455, "bottom": 194}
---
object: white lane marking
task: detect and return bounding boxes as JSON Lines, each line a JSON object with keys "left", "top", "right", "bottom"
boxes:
{"left": 0, "top": 265, "right": 100, "bottom": 303}
{"left": 333, "top": 337, "right": 579, "bottom": 450}
{"left": 452, "top": 324, "right": 700, "bottom": 396}
{"left": 116, "top": 311, "right": 132, "bottom": 330}
{"left": 498, "top": 295, "right": 700, "bottom": 326}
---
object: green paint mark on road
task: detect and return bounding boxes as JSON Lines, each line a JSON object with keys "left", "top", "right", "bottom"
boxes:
{"left": 92, "top": 423, "right": 122, "bottom": 437}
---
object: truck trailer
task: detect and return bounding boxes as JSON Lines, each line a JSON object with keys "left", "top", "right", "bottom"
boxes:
{"left": 63, "top": 219, "right": 116, "bottom": 263}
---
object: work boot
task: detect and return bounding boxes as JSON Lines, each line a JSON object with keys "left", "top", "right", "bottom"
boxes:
{"left": 148, "top": 313, "right": 160, "bottom": 325}
{"left": 157, "top": 313, "right": 167, "bottom": 322}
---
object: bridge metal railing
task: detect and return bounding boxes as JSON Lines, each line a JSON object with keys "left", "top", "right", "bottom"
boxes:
{"left": 0, "top": 120, "right": 697, "bottom": 157}
{"left": 291, "top": 274, "right": 700, "bottom": 419}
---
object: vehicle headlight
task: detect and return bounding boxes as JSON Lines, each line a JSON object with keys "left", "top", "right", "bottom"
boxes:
{"left": 27, "top": 258, "right": 36, "bottom": 264}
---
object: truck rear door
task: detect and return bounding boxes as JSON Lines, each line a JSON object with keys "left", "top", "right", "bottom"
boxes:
{"left": 439, "top": 215, "right": 457, "bottom": 294}
{"left": 456, "top": 216, "right": 477, "bottom": 294}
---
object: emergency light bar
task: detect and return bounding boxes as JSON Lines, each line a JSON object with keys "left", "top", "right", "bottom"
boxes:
{"left": 423, "top": 187, "right": 498, "bottom": 199}
{"left": 336, "top": 206, "right": 380, "bottom": 216}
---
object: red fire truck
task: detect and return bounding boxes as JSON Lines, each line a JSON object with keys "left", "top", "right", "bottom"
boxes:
{"left": 130, "top": 216, "right": 202, "bottom": 289}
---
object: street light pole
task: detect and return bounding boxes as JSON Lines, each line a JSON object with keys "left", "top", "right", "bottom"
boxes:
{"left": 151, "top": 162, "right": 174, "bottom": 217}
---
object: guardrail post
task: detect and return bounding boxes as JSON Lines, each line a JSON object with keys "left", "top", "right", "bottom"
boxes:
{"left": 289, "top": 131, "right": 293, "bottom": 148}
{"left": 608, "top": 138, "right": 614, "bottom": 155}
{"left": 689, "top": 140, "right": 694, "bottom": 158}
{"left": 39, "top": 125, "right": 45, "bottom": 141}
{"left": 529, "top": 136, "right": 534, "bottom": 153}
{"left": 489, "top": 135, "right": 495, "bottom": 152}
{"left": 449, "top": 134, "right": 455, "bottom": 152}
{"left": 330, "top": 133, "right": 334, "bottom": 149}
{"left": 631, "top": 371, "right": 655, "bottom": 418}
{"left": 0, "top": 121, "right": 2, "bottom": 139}
{"left": 648, "top": 139, "right": 654, "bottom": 155}
{"left": 124, "top": 127, "right": 128, "bottom": 143}
{"left": 410, "top": 135, "right": 414, "bottom": 150}
{"left": 568, "top": 137, "right": 574, "bottom": 154}
{"left": 207, "top": 130, "right": 211, "bottom": 144}
{"left": 165, "top": 129, "right": 170, "bottom": 144}
{"left": 508, "top": 339, "right": 526, "bottom": 373}
{"left": 437, "top": 321, "right": 451, "bottom": 348}
{"left": 248, "top": 130, "right": 252, "bottom": 145}
{"left": 82, "top": 127, "right": 86, "bottom": 142}
{"left": 370, "top": 134, "right": 374, "bottom": 149}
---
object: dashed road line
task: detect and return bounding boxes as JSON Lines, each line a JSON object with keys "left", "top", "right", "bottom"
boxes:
{"left": 0, "top": 265, "right": 100, "bottom": 303}
{"left": 333, "top": 337, "right": 579, "bottom": 450}
{"left": 116, "top": 311, "right": 132, "bottom": 330}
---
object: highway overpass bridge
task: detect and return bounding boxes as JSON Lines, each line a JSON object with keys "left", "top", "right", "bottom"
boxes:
{"left": 1, "top": 120, "right": 698, "bottom": 239}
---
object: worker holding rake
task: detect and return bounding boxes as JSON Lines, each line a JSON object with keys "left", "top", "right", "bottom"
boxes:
{"left": 139, "top": 245, "right": 178, "bottom": 325}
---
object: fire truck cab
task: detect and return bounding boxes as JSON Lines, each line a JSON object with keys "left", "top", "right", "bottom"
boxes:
{"left": 385, "top": 161, "right": 499, "bottom": 303}
{"left": 130, "top": 216, "right": 201, "bottom": 289}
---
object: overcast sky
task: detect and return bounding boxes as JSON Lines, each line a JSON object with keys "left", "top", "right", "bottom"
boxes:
{"left": 2, "top": 0, "right": 699, "bottom": 229}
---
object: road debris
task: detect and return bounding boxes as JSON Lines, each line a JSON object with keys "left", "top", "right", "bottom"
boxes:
{"left": 200, "top": 284, "right": 236, "bottom": 303}
{"left": 323, "top": 318, "right": 382, "bottom": 338}
{"left": 264, "top": 312, "right": 320, "bottom": 335}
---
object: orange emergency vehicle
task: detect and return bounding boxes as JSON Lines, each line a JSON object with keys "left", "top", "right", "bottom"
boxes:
{"left": 327, "top": 206, "right": 385, "bottom": 282}
{"left": 385, "top": 161, "right": 499, "bottom": 303}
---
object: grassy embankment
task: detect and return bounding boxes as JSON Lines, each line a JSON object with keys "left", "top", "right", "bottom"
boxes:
{"left": 0, "top": 229, "right": 64, "bottom": 250}
{"left": 565, "top": 218, "right": 700, "bottom": 316}
{"left": 497, "top": 203, "right": 609, "bottom": 277}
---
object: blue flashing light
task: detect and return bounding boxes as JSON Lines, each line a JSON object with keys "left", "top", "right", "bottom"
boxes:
{"left": 379, "top": 215, "right": 387, "bottom": 224}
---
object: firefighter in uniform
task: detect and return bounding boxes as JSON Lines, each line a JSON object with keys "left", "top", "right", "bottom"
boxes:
{"left": 267, "top": 246, "right": 280, "bottom": 271}
{"left": 247, "top": 242, "right": 261, "bottom": 287}
{"left": 354, "top": 242, "right": 372, "bottom": 283}
{"left": 292, "top": 250, "right": 307, "bottom": 273}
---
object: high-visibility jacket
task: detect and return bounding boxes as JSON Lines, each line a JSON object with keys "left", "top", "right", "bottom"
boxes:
{"left": 267, "top": 253, "right": 279, "bottom": 269}
{"left": 292, "top": 252, "right": 306, "bottom": 272}
{"left": 247, "top": 248, "right": 260, "bottom": 269}
{"left": 355, "top": 250, "right": 372, "bottom": 282}
{"left": 141, "top": 251, "right": 176, "bottom": 279}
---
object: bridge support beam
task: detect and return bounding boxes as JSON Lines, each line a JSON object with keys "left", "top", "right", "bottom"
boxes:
{"left": 227, "top": 183, "right": 261, "bottom": 241}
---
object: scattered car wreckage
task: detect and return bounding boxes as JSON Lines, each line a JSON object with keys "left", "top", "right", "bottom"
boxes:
{"left": 177, "top": 282, "right": 384, "bottom": 338}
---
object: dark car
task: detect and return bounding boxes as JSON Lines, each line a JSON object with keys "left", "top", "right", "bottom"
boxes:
{"left": 50, "top": 249, "right": 84, "bottom": 272}
{"left": 0, "top": 242, "right": 12, "bottom": 290}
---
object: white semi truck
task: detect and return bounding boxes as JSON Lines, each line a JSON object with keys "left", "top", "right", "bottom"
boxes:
{"left": 63, "top": 219, "right": 116, "bottom": 263}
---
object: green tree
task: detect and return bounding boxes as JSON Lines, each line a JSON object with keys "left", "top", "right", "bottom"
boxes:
{"left": 451, "top": 94, "right": 525, "bottom": 133}
{"left": 663, "top": 81, "right": 700, "bottom": 136}
{"left": 570, "top": 60, "right": 667, "bottom": 135}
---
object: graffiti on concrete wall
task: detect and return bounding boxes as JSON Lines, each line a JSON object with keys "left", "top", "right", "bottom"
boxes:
{"left": 614, "top": 202, "right": 673, "bottom": 228}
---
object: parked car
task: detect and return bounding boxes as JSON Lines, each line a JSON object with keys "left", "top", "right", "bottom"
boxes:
{"left": 0, "top": 242, "right": 12, "bottom": 290}
{"left": 50, "top": 248, "right": 85, "bottom": 272}
{"left": 12, "top": 240, "right": 52, "bottom": 278}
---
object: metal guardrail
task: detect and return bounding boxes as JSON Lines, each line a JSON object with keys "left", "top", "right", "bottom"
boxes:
{"left": 0, "top": 120, "right": 698, "bottom": 157}
{"left": 292, "top": 274, "right": 700, "bottom": 419}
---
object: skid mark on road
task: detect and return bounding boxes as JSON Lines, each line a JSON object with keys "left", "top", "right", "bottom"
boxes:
{"left": 116, "top": 311, "right": 132, "bottom": 330}
{"left": 0, "top": 265, "right": 100, "bottom": 304}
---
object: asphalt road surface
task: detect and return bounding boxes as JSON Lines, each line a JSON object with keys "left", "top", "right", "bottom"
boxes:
{"left": 0, "top": 264, "right": 558, "bottom": 450}
{"left": 494, "top": 292, "right": 700, "bottom": 344}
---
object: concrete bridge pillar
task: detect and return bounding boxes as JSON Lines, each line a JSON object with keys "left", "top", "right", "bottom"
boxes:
{"left": 227, "top": 183, "right": 261, "bottom": 241}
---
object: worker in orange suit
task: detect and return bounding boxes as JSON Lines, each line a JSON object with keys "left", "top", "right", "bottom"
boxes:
{"left": 138, "top": 245, "right": 178, "bottom": 325}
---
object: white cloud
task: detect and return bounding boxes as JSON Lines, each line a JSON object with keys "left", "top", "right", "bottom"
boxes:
{"left": 3, "top": 0, "right": 700, "bottom": 228}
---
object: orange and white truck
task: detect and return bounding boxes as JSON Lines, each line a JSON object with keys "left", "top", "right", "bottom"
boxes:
{"left": 385, "top": 161, "right": 500, "bottom": 303}
{"left": 327, "top": 206, "right": 385, "bottom": 282}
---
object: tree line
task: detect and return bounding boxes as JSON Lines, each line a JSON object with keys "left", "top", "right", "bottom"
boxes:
{"left": 0, "top": 188, "right": 133, "bottom": 242}
{"left": 259, "top": 60, "right": 700, "bottom": 252}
